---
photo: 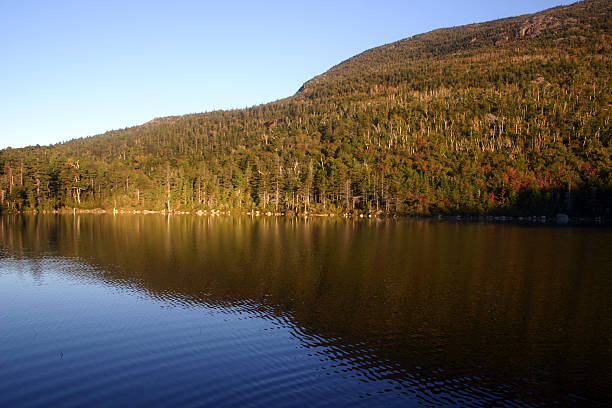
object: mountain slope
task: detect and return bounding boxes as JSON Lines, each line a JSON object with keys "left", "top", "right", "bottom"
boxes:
{"left": 300, "top": 0, "right": 610, "bottom": 94}
{"left": 1, "top": 0, "right": 611, "bottom": 216}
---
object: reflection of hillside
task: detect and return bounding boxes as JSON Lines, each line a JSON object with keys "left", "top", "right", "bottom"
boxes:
{"left": 1, "top": 215, "right": 611, "bottom": 404}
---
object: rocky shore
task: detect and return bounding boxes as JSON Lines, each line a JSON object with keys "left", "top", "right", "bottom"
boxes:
{"left": 4, "top": 207, "right": 609, "bottom": 226}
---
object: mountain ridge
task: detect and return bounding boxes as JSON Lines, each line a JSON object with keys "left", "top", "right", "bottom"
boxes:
{"left": 52, "top": 0, "right": 610, "bottom": 146}
{"left": 298, "top": 0, "right": 610, "bottom": 94}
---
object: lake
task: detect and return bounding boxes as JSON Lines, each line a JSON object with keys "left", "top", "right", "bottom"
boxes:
{"left": 0, "top": 215, "right": 611, "bottom": 407}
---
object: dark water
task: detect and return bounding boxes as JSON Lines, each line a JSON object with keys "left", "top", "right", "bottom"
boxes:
{"left": 0, "top": 215, "right": 611, "bottom": 407}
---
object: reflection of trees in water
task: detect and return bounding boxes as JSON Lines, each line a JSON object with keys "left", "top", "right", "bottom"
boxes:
{"left": 1, "top": 214, "right": 611, "bottom": 405}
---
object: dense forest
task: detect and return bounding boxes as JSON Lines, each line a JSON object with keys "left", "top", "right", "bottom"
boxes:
{"left": 1, "top": 0, "right": 610, "bottom": 217}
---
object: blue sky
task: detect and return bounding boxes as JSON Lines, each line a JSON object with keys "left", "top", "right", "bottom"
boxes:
{"left": 0, "top": 0, "right": 571, "bottom": 148}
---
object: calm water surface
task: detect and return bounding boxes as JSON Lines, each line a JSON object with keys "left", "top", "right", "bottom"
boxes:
{"left": 0, "top": 215, "right": 611, "bottom": 407}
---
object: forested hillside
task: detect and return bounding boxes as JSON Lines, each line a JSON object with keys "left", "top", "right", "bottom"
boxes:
{"left": 1, "top": 0, "right": 610, "bottom": 216}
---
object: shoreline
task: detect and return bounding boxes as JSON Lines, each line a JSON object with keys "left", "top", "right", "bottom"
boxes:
{"left": 2, "top": 208, "right": 610, "bottom": 226}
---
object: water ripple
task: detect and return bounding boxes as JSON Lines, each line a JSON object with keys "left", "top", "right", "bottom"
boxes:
{"left": 1, "top": 215, "right": 610, "bottom": 407}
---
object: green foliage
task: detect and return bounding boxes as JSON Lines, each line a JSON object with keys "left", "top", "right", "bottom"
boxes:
{"left": 1, "top": 0, "right": 611, "bottom": 216}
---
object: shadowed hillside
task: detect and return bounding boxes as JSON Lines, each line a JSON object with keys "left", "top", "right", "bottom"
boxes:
{"left": 1, "top": 0, "right": 610, "bottom": 216}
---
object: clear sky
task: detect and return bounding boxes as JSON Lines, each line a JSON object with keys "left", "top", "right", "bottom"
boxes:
{"left": 0, "top": 0, "right": 572, "bottom": 149}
